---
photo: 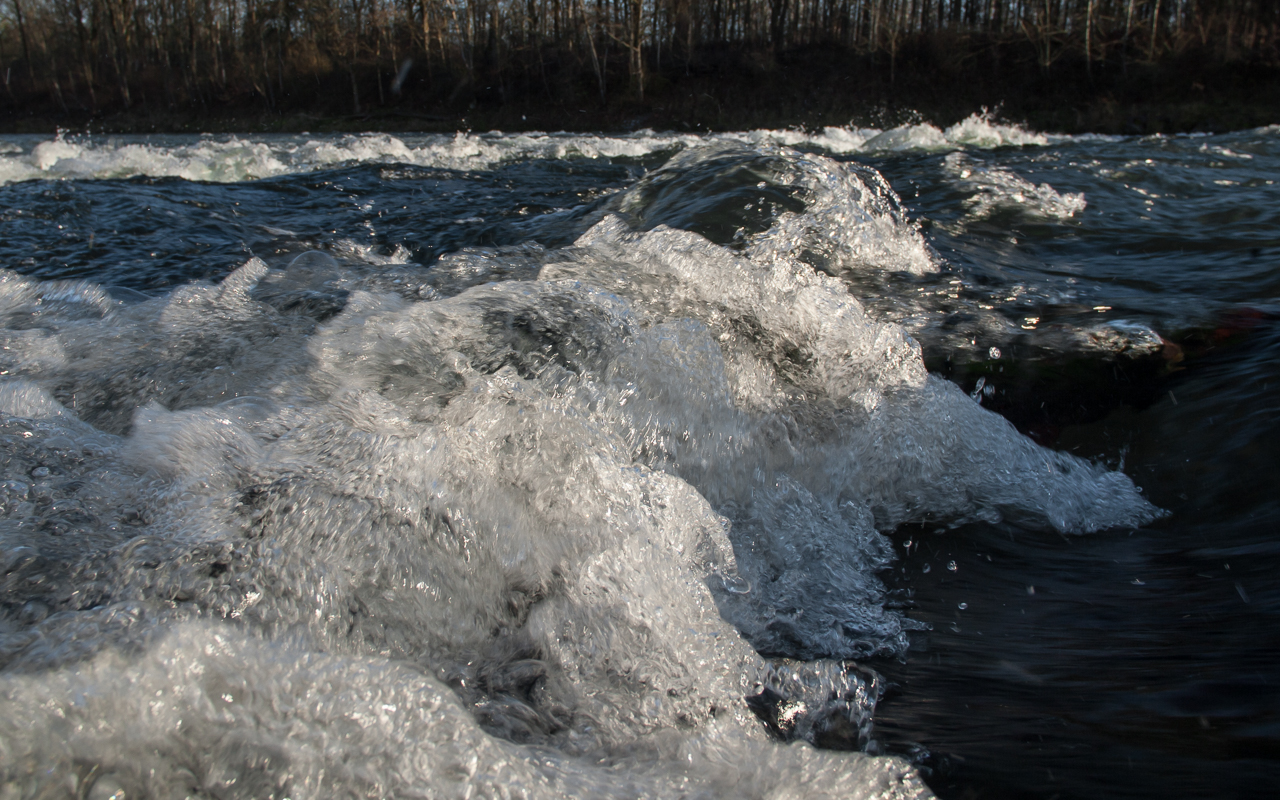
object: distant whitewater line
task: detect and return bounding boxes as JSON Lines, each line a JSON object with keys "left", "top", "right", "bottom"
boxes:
{"left": 0, "top": 114, "right": 1066, "bottom": 186}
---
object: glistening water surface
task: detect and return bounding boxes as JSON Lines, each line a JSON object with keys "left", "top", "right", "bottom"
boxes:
{"left": 0, "top": 118, "right": 1275, "bottom": 799}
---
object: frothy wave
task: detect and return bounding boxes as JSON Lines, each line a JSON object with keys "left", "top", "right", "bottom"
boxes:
{"left": 944, "top": 152, "right": 1087, "bottom": 224}
{"left": 0, "top": 114, "right": 1060, "bottom": 185}
{"left": 0, "top": 143, "right": 1163, "bottom": 798}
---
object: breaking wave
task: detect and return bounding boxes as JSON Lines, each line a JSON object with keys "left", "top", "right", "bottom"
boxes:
{"left": 943, "top": 152, "right": 1087, "bottom": 226}
{"left": 0, "top": 113, "right": 1060, "bottom": 186}
{"left": 0, "top": 140, "right": 1161, "bottom": 799}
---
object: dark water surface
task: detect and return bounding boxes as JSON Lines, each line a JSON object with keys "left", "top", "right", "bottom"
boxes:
{"left": 0, "top": 122, "right": 1275, "bottom": 799}
{"left": 870, "top": 132, "right": 1280, "bottom": 800}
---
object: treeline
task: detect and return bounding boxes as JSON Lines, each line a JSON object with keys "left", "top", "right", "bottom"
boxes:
{"left": 2, "top": 0, "right": 1278, "bottom": 126}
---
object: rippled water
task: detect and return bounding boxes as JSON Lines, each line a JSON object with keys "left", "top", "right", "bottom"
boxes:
{"left": 0, "top": 117, "right": 1275, "bottom": 800}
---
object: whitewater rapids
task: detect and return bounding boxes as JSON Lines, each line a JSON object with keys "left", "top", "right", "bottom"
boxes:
{"left": 0, "top": 130, "right": 1164, "bottom": 800}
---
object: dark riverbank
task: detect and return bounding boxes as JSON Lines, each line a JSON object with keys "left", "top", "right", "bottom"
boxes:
{"left": 5, "top": 41, "right": 1279, "bottom": 137}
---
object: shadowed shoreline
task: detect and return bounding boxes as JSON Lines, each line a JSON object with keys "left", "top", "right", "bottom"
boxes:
{"left": 5, "top": 42, "right": 1278, "bottom": 136}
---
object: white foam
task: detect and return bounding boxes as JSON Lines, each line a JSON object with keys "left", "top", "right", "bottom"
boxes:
{"left": 944, "top": 152, "right": 1087, "bottom": 224}
{"left": 862, "top": 123, "right": 951, "bottom": 152}
{"left": 1199, "top": 143, "right": 1254, "bottom": 160}
{"left": 21, "top": 134, "right": 291, "bottom": 182}
{"left": 602, "top": 142, "right": 938, "bottom": 276}
{"left": 548, "top": 217, "right": 1159, "bottom": 533}
{"left": 0, "top": 139, "right": 1165, "bottom": 797}
{"left": 0, "top": 624, "right": 930, "bottom": 799}
{"left": 0, "top": 115, "right": 1062, "bottom": 185}
{"left": 0, "top": 254, "right": 928, "bottom": 794}
{"left": 851, "top": 113, "right": 1052, "bottom": 153}
{"left": 944, "top": 113, "right": 1052, "bottom": 148}
{"left": 743, "top": 147, "right": 939, "bottom": 275}
{"left": 0, "top": 381, "right": 75, "bottom": 420}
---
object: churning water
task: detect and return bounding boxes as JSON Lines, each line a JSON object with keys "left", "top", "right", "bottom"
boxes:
{"left": 0, "top": 117, "right": 1275, "bottom": 799}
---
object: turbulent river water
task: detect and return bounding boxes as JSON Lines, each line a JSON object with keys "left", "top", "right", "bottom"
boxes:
{"left": 0, "top": 117, "right": 1275, "bottom": 800}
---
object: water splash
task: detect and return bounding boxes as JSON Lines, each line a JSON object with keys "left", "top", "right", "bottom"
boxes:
{"left": 944, "top": 152, "right": 1087, "bottom": 225}
{"left": 0, "top": 140, "right": 1164, "bottom": 799}
{"left": 0, "top": 114, "right": 1062, "bottom": 186}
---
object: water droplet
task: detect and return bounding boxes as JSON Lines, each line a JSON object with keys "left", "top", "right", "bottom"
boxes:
{"left": 947, "top": 560, "right": 958, "bottom": 571}
{"left": 1026, "top": 585, "right": 1036, "bottom": 595}
{"left": 970, "top": 376, "right": 986, "bottom": 401}
{"left": 30, "top": 466, "right": 49, "bottom": 479}
{"left": 720, "top": 573, "right": 751, "bottom": 594}
{"left": 988, "top": 347, "right": 1001, "bottom": 359}
{"left": 958, "top": 602, "right": 968, "bottom": 610}
{"left": 922, "top": 563, "right": 931, "bottom": 574}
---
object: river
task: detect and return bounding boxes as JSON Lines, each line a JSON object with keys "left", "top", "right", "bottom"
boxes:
{"left": 0, "top": 117, "right": 1275, "bottom": 799}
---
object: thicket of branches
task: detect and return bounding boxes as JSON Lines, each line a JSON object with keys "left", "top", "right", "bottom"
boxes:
{"left": 2, "top": 0, "right": 1278, "bottom": 120}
